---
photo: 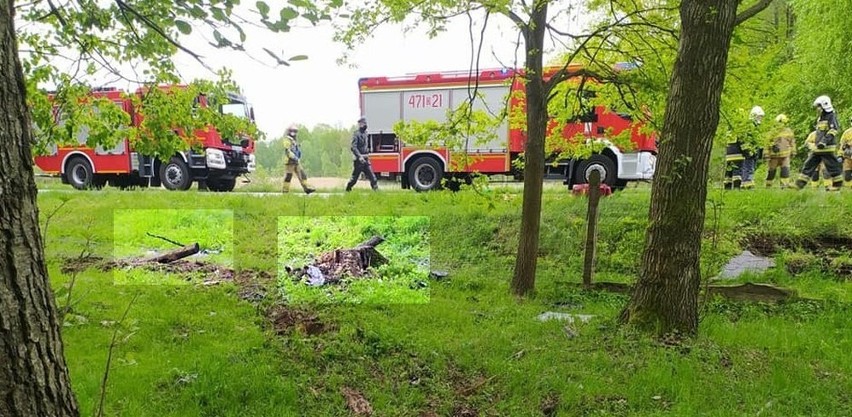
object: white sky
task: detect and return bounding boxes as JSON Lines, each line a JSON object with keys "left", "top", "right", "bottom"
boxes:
{"left": 170, "top": 20, "right": 519, "bottom": 139}
{"left": 167, "top": 6, "right": 587, "bottom": 139}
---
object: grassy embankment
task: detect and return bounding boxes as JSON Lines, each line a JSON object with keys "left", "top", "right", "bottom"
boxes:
{"left": 40, "top": 183, "right": 850, "bottom": 416}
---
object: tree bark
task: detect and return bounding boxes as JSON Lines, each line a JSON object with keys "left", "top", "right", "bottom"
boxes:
{"left": 511, "top": 2, "right": 549, "bottom": 296}
{"left": 0, "top": 1, "right": 80, "bottom": 415}
{"left": 621, "top": 0, "right": 740, "bottom": 335}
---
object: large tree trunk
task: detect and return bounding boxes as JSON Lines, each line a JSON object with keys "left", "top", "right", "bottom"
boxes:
{"left": 511, "top": 3, "right": 549, "bottom": 296}
{"left": 621, "top": 0, "right": 739, "bottom": 335}
{"left": 0, "top": 1, "right": 80, "bottom": 415}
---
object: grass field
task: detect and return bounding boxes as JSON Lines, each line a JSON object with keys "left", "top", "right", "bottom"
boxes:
{"left": 39, "top": 181, "right": 850, "bottom": 416}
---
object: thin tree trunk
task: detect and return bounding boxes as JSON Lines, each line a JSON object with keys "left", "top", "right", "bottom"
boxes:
{"left": 511, "top": 2, "right": 549, "bottom": 296}
{"left": 621, "top": 0, "right": 739, "bottom": 335}
{"left": 0, "top": 1, "right": 80, "bottom": 415}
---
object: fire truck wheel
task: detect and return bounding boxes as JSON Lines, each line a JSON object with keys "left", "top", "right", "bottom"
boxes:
{"left": 207, "top": 178, "right": 236, "bottom": 192}
{"left": 577, "top": 155, "right": 617, "bottom": 187}
{"left": 66, "top": 157, "right": 94, "bottom": 190}
{"left": 408, "top": 157, "right": 443, "bottom": 192}
{"left": 159, "top": 157, "right": 192, "bottom": 191}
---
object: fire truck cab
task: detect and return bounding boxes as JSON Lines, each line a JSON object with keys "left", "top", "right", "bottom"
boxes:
{"left": 34, "top": 86, "right": 257, "bottom": 192}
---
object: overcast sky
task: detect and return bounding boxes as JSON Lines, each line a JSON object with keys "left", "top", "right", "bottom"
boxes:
{"left": 166, "top": 6, "right": 586, "bottom": 140}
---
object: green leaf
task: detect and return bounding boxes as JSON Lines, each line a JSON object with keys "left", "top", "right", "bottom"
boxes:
{"left": 279, "top": 7, "right": 299, "bottom": 21}
{"left": 175, "top": 20, "right": 192, "bottom": 35}
{"left": 256, "top": 1, "right": 270, "bottom": 18}
{"left": 288, "top": 55, "right": 308, "bottom": 61}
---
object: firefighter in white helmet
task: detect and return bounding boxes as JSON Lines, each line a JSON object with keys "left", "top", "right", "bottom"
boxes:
{"left": 840, "top": 115, "right": 852, "bottom": 188}
{"left": 281, "top": 124, "right": 316, "bottom": 194}
{"left": 764, "top": 114, "right": 795, "bottom": 188}
{"left": 740, "top": 105, "right": 764, "bottom": 189}
{"left": 795, "top": 95, "right": 843, "bottom": 190}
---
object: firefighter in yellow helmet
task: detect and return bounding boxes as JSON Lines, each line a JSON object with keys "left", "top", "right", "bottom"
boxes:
{"left": 764, "top": 114, "right": 795, "bottom": 188}
{"left": 795, "top": 95, "right": 844, "bottom": 190}
{"left": 281, "top": 124, "right": 316, "bottom": 194}
{"left": 838, "top": 116, "right": 852, "bottom": 188}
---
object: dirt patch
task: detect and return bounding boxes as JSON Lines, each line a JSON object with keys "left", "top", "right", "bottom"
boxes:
{"left": 267, "top": 304, "right": 333, "bottom": 336}
{"left": 341, "top": 387, "right": 374, "bottom": 416}
{"left": 743, "top": 233, "right": 852, "bottom": 280}
{"left": 540, "top": 393, "right": 561, "bottom": 416}
{"left": 232, "top": 269, "right": 275, "bottom": 301}
{"left": 451, "top": 405, "right": 478, "bottom": 417}
{"left": 60, "top": 255, "right": 105, "bottom": 274}
{"left": 743, "top": 234, "right": 852, "bottom": 256}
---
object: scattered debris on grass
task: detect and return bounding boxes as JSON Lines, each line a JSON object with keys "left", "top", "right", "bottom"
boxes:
{"left": 341, "top": 387, "right": 373, "bottom": 416}
{"left": 286, "top": 235, "right": 388, "bottom": 286}
{"left": 536, "top": 312, "right": 596, "bottom": 323}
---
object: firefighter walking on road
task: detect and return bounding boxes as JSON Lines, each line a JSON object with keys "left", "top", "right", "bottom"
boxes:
{"left": 281, "top": 124, "right": 316, "bottom": 194}
{"left": 764, "top": 114, "right": 795, "bottom": 188}
{"left": 795, "top": 95, "right": 844, "bottom": 190}
{"left": 841, "top": 117, "right": 852, "bottom": 189}
{"left": 345, "top": 116, "right": 378, "bottom": 192}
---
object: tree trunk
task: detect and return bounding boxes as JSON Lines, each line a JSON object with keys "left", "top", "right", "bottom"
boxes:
{"left": 0, "top": 2, "right": 80, "bottom": 415}
{"left": 621, "top": 0, "right": 739, "bottom": 335}
{"left": 511, "top": 3, "right": 549, "bottom": 296}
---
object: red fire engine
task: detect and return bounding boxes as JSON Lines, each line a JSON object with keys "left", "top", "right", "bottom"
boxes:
{"left": 34, "top": 86, "right": 257, "bottom": 192}
{"left": 358, "top": 65, "right": 657, "bottom": 191}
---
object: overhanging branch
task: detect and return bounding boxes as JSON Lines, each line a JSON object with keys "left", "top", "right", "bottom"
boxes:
{"left": 735, "top": 0, "right": 774, "bottom": 26}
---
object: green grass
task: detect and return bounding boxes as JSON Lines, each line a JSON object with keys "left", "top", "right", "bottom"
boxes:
{"left": 39, "top": 185, "right": 851, "bottom": 416}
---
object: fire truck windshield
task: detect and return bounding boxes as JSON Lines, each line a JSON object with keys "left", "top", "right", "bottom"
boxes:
{"left": 221, "top": 101, "right": 250, "bottom": 119}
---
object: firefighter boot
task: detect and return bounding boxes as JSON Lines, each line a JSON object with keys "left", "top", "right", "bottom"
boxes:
{"left": 282, "top": 173, "right": 293, "bottom": 193}
{"left": 779, "top": 167, "right": 791, "bottom": 189}
{"left": 845, "top": 171, "right": 852, "bottom": 189}
{"left": 828, "top": 180, "right": 843, "bottom": 192}
{"left": 765, "top": 168, "right": 776, "bottom": 188}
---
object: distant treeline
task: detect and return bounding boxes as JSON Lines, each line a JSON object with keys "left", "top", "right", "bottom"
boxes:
{"left": 255, "top": 124, "right": 356, "bottom": 177}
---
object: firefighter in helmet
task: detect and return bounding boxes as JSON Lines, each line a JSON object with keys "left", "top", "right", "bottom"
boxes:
{"left": 802, "top": 129, "right": 838, "bottom": 188}
{"left": 840, "top": 115, "right": 852, "bottom": 188}
{"left": 764, "top": 114, "right": 795, "bottom": 188}
{"left": 795, "top": 95, "right": 843, "bottom": 190}
{"left": 724, "top": 107, "right": 760, "bottom": 189}
{"left": 345, "top": 116, "right": 379, "bottom": 192}
{"left": 281, "top": 124, "right": 316, "bottom": 194}
{"left": 740, "top": 105, "right": 764, "bottom": 189}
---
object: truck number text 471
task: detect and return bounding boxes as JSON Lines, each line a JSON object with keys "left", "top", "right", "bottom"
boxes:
{"left": 407, "top": 93, "right": 444, "bottom": 109}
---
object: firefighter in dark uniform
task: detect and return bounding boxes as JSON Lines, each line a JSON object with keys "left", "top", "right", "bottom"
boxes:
{"left": 345, "top": 116, "right": 378, "bottom": 192}
{"left": 764, "top": 114, "right": 795, "bottom": 188}
{"left": 741, "top": 106, "right": 764, "bottom": 189}
{"left": 281, "top": 124, "right": 316, "bottom": 194}
{"left": 724, "top": 108, "right": 760, "bottom": 189}
{"left": 795, "top": 95, "right": 844, "bottom": 190}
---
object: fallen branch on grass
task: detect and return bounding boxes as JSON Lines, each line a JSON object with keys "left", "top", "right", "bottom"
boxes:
{"left": 144, "top": 243, "right": 200, "bottom": 264}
